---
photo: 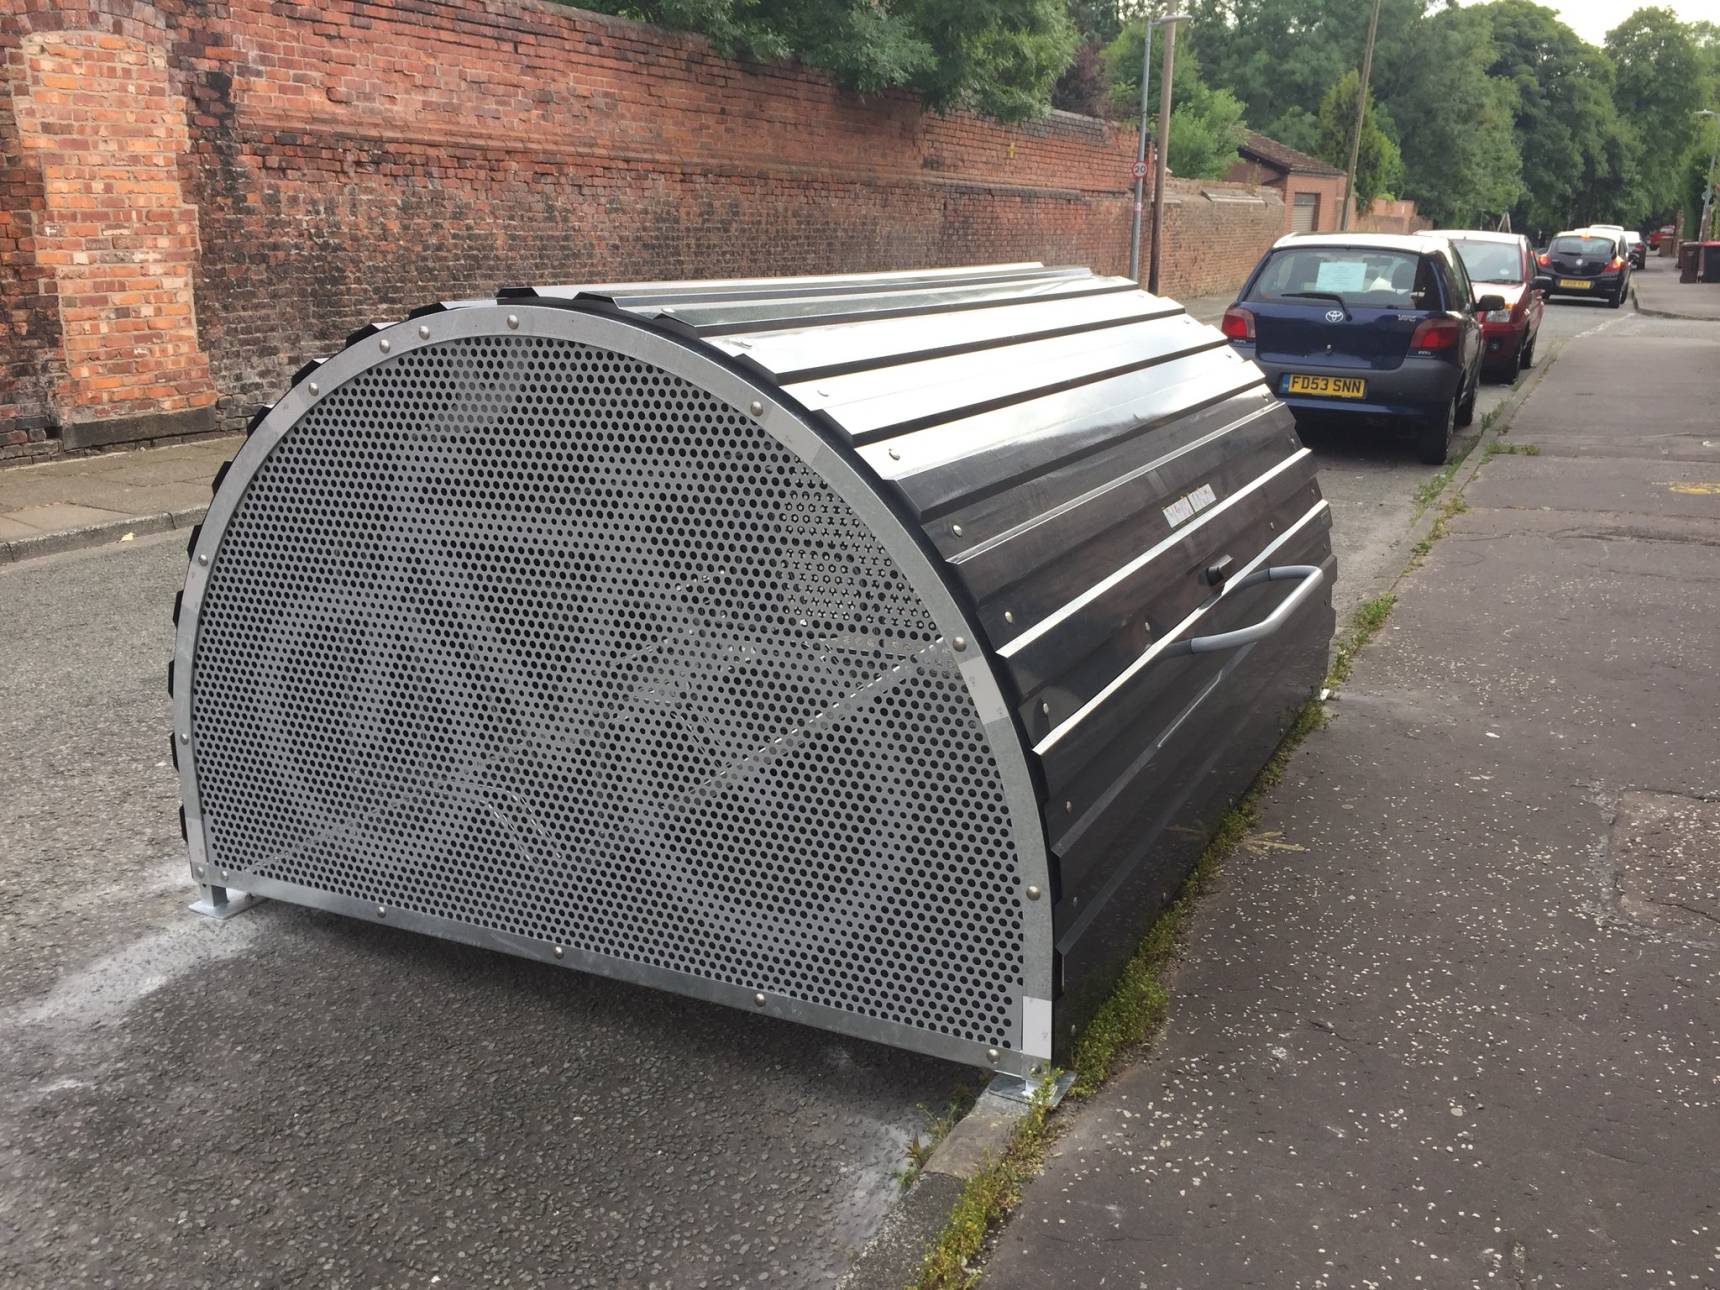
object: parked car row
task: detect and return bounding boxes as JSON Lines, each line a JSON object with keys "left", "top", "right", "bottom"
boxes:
{"left": 1218, "top": 220, "right": 1633, "bottom": 466}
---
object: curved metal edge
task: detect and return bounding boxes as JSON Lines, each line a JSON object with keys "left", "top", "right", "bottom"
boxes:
{"left": 171, "top": 302, "right": 1055, "bottom": 1071}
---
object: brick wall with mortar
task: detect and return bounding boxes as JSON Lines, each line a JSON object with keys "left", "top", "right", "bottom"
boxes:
{"left": 1, "top": 0, "right": 1286, "bottom": 450}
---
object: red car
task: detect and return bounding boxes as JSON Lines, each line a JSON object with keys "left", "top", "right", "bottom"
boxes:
{"left": 1430, "top": 229, "right": 1545, "bottom": 380}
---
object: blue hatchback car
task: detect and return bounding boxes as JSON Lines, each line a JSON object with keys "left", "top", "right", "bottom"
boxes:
{"left": 1222, "top": 233, "right": 1501, "bottom": 464}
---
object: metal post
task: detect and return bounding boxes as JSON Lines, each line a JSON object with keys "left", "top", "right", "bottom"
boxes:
{"left": 1340, "top": 0, "right": 1383, "bottom": 232}
{"left": 1147, "top": 19, "right": 1178, "bottom": 295}
{"left": 1128, "top": 21, "right": 1155, "bottom": 282}
{"left": 1697, "top": 111, "right": 1719, "bottom": 243}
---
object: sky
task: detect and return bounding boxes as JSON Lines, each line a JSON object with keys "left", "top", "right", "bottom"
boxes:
{"left": 1516, "top": 0, "right": 1713, "bottom": 44}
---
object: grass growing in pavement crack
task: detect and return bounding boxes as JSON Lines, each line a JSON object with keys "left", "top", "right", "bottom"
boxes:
{"left": 1484, "top": 440, "right": 1540, "bottom": 458}
{"left": 895, "top": 1084, "right": 978, "bottom": 1190}
{"left": 1408, "top": 495, "right": 1470, "bottom": 570}
{"left": 913, "top": 1077, "right": 1056, "bottom": 1289}
{"left": 910, "top": 593, "right": 1403, "bottom": 1287}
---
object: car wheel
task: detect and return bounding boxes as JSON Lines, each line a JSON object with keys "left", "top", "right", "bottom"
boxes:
{"left": 1417, "top": 396, "right": 1455, "bottom": 465}
{"left": 1609, "top": 288, "right": 1624, "bottom": 309}
{"left": 1520, "top": 334, "right": 1536, "bottom": 370}
{"left": 1456, "top": 373, "right": 1477, "bottom": 427}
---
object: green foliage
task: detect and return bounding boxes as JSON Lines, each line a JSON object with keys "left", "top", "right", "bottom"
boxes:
{"left": 1102, "top": 29, "right": 1248, "bottom": 178}
{"left": 1607, "top": 8, "right": 1709, "bottom": 221}
{"left": 1315, "top": 68, "right": 1403, "bottom": 210}
{"left": 577, "top": 0, "right": 1076, "bottom": 121}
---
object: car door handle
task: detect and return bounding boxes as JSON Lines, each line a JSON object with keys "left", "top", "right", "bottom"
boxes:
{"left": 1162, "top": 564, "right": 1326, "bottom": 657}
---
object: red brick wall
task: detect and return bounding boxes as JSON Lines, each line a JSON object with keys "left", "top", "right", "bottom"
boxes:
{"left": 1283, "top": 175, "right": 1346, "bottom": 234}
{"left": 2, "top": 0, "right": 1287, "bottom": 445}
{"left": 1156, "top": 178, "right": 1285, "bottom": 298}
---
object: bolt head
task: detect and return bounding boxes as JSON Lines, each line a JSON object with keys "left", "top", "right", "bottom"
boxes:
{"left": 378, "top": 337, "right": 391, "bottom": 352}
{"left": 220, "top": 870, "right": 230, "bottom": 880}
{"left": 553, "top": 945, "right": 564, "bottom": 959}
{"left": 179, "top": 731, "right": 189, "bottom": 744}
{"left": 987, "top": 1048, "right": 1000, "bottom": 1064}
{"left": 1040, "top": 701, "right": 1051, "bottom": 716}
{"left": 754, "top": 992, "right": 767, "bottom": 1007}
{"left": 198, "top": 553, "right": 209, "bottom": 565}
{"left": 194, "top": 864, "right": 205, "bottom": 877}
{"left": 1064, "top": 800, "right": 1073, "bottom": 814}
{"left": 749, "top": 400, "right": 764, "bottom": 416}
{"left": 377, "top": 905, "right": 387, "bottom": 918}
{"left": 418, "top": 324, "right": 431, "bottom": 340}
{"left": 952, "top": 636, "right": 967, "bottom": 652}
{"left": 951, "top": 523, "right": 964, "bottom": 537}
{"left": 1026, "top": 885, "right": 1042, "bottom": 901}
{"left": 307, "top": 382, "right": 319, "bottom": 395}
{"left": 1004, "top": 610, "right": 1015, "bottom": 624}
{"left": 506, "top": 314, "right": 520, "bottom": 330}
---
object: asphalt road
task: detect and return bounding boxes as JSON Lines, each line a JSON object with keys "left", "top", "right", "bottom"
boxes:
{"left": 0, "top": 278, "right": 1627, "bottom": 1289}
{"left": 0, "top": 535, "right": 970, "bottom": 1290}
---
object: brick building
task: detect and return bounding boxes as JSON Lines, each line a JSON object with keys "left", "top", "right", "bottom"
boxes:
{"left": 1, "top": 0, "right": 1290, "bottom": 459}
{"left": 1225, "top": 132, "right": 1347, "bottom": 236}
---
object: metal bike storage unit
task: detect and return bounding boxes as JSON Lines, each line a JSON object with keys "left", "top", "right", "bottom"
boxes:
{"left": 170, "top": 264, "right": 1335, "bottom": 1077}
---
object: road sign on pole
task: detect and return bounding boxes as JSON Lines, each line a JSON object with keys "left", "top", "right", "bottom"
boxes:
{"left": 1132, "top": 160, "right": 1148, "bottom": 180}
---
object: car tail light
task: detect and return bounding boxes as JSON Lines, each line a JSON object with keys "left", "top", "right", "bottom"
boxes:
{"left": 1409, "top": 317, "right": 1461, "bottom": 352}
{"left": 1220, "top": 306, "right": 1255, "bottom": 342}
{"left": 1536, "top": 253, "right": 1549, "bottom": 267}
{"left": 1607, "top": 256, "right": 1625, "bottom": 271}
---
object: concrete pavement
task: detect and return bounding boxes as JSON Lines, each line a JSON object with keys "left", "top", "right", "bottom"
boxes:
{"left": 0, "top": 436, "right": 235, "bottom": 563}
{"left": 1633, "top": 253, "right": 1720, "bottom": 320}
{"left": 984, "top": 310, "right": 1720, "bottom": 1287}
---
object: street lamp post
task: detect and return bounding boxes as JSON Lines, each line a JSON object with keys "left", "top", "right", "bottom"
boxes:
{"left": 1128, "top": 11, "right": 1189, "bottom": 287}
{"left": 1697, "top": 110, "right": 1719, "bottom": 244}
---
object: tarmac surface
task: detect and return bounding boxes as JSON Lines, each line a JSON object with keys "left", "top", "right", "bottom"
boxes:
{"left": 0, "top": 537, "right": 966, "bottom": 1289}
{"left": 985, "top": 309, "right": 1720, "bottom": 1287}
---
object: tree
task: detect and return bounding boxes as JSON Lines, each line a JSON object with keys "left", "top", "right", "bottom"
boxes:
{"left": 1315, "top": 69, "right": 1403, "bottom": 211}
{"left": 1387, "top": 5, "right": 1523, "bottom": 227}
{"left": 1102, "top": 27, "right": 1249, "bottom": 178}
{"left": 576, "top": 0, "right": 1077, "bottom": 122}
{"left": 1472, "top": 0, "right": 1627, "bottom": 236}
{"left": 1608, "top": 8, "right": 1710, "bottom": 223}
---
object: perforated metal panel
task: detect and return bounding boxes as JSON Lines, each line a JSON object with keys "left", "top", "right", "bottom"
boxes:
{"left": 189, "top": 334, "right": 1028, "bottom": 1052}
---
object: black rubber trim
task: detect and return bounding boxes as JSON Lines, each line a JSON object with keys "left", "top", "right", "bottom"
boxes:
{"left": 185, "top": 524, "right": 202, "bottom": 559}
{"left": 211, "top": 461, "right": 231, "bottom": 496}
{"left": 289, "top": 358, "right": 323, "bottom": 388}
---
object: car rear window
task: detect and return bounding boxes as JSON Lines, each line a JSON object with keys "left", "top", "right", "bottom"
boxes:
{"left": 1247, "top": 247, "right": 1439, "bottom": 309}
{"left": 1449, "top": 239, "right": 1523, "bottom": 283}
{"left": 1551, "top": 236, "right": 1615, "bottom": 257}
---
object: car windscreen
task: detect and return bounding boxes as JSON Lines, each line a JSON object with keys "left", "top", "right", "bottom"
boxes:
{"left": 1450, "top": 239, "right": 1523, "bottom": 283}
{"left": 1550, "top": 236, "right": 1616, "bottom": 258}
{"left": 1246, "top": 247, "right": 1439, "bottom": 309}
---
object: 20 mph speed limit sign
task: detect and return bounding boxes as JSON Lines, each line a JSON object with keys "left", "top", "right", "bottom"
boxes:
{"left": 1132, "top": 160, "right": 1148, "bottom": 179}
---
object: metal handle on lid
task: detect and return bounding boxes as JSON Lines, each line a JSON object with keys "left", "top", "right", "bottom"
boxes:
{"left": 1162, "top": 564, "right": 1325, "bottom": 657}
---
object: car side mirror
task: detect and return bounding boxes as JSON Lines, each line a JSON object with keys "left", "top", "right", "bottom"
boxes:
{"left": 1474, "top": 294, "right": 1507, "bottom": 313}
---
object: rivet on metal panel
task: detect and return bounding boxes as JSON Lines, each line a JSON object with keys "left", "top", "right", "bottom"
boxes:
{"left": 754, "top": 992, "right": 767, "bottom": 1007}
{"left": 748, "top": 400, "right": 763, "bottom": 416}
{"left": 1026, "top": 885, "right": 1042, "bottom": 901}
{"left": 307, "top": 382, "right": 319, "bottom": 396}
{"left": 378, "top": 338, "right": 391, "bottom": 353}
{"left": 220, "top": 870, "right": 230, "bottom": 880}
{"left": 951, "top": 523, "right": 964, "bottom": 537}
{"left": 1144, "top": 619, "right": 1153, "bottom": 633}
{"left": 194, "top": 864, "right": 205, "bottom": 878}
{"left": 198, "top": 554, "right": 208, "bottom": 566}
{"left": 952, "top": 636, "right": 968, "bottom": 652}
{"left": 418, "top": 324, "right": 431, "bottom": 340}
{"left": 179, "top": 731, "right": 189, "bottom": 744}
{"left": 376, "top": 905, "right": 388, "bottom": 918}
{"left": 1064, "top": 800, "right": 1073, "bottom": 814}
{"left": 1040, "top": 701, "right": 1051, "bottom": 716}
{"left": 506, "top": 314, "right": 519, "bottom": 329}
{"left": 987, "top": 1048, "right": 1000, "bottom": 1064}
{"left": 1004, "top": 610, "right": 1015, "bottom": 624}
{"left": 553, "top": 946, "right": 564, "bottom": 959}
